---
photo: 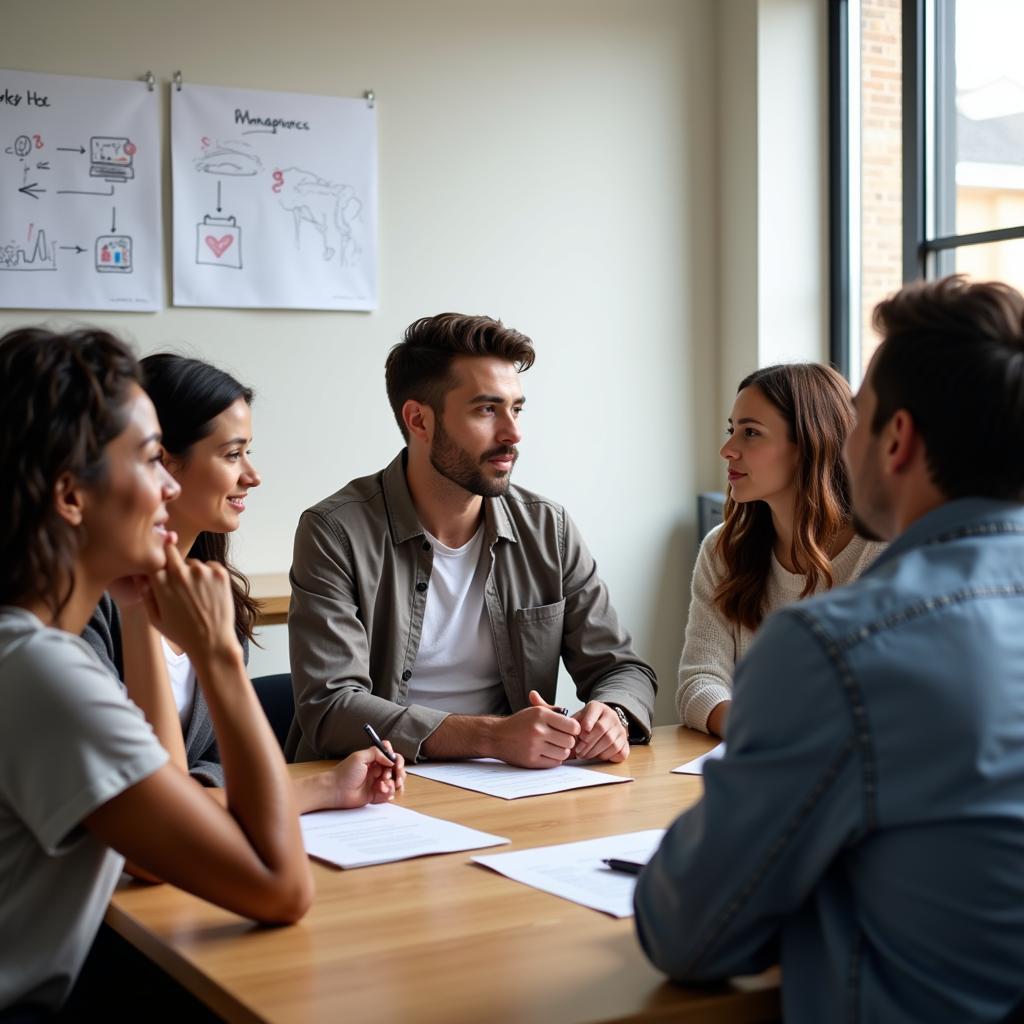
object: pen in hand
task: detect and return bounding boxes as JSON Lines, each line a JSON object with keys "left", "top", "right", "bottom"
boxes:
{"left": 602, "top": 858, "right": 644, "bottom": 876}
{"left": 363, "top": 723, "right": 398, "bottom": 764}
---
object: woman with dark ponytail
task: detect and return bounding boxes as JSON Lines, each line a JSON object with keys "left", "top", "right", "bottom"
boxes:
{"left": 83, "top": 354, "right": 404, "bottom": 808}
{"left": 140, "top": 353, "right": 261, "bottom": 648}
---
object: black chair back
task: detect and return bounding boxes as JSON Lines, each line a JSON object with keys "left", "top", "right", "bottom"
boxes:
{"left": 251, "top": 672, "right": 295, "bottom": 752}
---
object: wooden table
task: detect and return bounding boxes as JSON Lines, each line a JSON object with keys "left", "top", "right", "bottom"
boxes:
{"left": 106, "top": 726, "right": 780, "bottom": 1023}
{"left": 248, "top": 573, "right": 290, "bottom": 627}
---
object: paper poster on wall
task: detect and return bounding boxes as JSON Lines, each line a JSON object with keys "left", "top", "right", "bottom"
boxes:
{"left": 0, "top": 69, "right": 162, "bottom": 311}
{"left": 171, "top": 82, "right": 377, "bottom": 311}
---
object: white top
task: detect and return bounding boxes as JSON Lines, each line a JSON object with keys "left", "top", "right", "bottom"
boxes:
{"left": 676, "top": 525, "right": 886, "bottom": 731}
{"left": 0, "top": 607, "right": 168, "bottom": 1011}
{"left": 408, "top": 526, "right": 506, "bottom": 716}
{"left": 161, "top": 636, "right": 197, "bottom": 729}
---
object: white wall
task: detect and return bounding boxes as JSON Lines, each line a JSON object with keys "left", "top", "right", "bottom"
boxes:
{"left": 1, "top": 0, "right": 719, "bottom": 724}
{"left": 758, "top": 0, "right": 829, "bottom": 368}
{"left": 714, "top": 0, "right": 830, "bottom": 432}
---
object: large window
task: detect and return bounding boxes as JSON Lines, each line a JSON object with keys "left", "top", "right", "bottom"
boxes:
{"left": 832, "top": 0, "right": 1024, "bottom": 382}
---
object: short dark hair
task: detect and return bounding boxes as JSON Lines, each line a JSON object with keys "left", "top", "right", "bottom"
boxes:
{"left": 0, "top": 326, "right": 140, "bottom": 617}
{"left": 141, "top": 354, "right": 260, "bottom": 643}
{"left": 870, "top": 275, "right": 1024, "bottom": 500}
{"left": 384, "top": 313, "right": 535, "bottom": 440}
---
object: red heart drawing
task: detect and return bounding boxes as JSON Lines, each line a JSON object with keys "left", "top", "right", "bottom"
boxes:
{"left": 205, "top": 234, "right": 234, "bottom": 259}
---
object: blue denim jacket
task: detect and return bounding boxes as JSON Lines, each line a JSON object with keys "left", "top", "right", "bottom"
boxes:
{"left": 636, "top": 499, "right": 1024, "bottom": 1023}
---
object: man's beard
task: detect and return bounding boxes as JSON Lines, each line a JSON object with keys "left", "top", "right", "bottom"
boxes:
{"left": 429, "top": 420, "right": 518, "bottom": 498}
{"left": 848, "top": 452, "right": 889, "bottom": 542}
{"left": 851, "top": 510, "right": 885, "bottom": 543}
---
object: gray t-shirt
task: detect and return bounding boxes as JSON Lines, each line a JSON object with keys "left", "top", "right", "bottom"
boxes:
{"left": 0, "top": 607, "right": 168, "bottom": 1011}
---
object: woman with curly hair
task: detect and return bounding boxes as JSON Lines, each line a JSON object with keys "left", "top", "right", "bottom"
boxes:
{"left": 0, "top": 326, "right": 316, "bottom": 1014}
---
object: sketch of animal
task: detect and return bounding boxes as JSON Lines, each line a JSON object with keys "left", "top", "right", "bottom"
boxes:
{"left": 276, "top": 167, "right": 362, "bottom": 264}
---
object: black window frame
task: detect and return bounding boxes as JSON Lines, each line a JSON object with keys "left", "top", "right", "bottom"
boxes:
{"left": 829, "top": 0, "right": 1024, "bottom": 377}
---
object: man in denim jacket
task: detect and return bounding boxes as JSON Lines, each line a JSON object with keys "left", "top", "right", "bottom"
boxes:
{"left": 636, "top": 276, "right": 1024, "bottom": 1022}
{"left": 287, "top": 313, "right": 656, "bottom": 766}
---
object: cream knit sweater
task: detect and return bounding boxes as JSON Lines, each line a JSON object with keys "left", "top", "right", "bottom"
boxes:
{"left": 676, "top": 524, "right": 886, "bottom": 731}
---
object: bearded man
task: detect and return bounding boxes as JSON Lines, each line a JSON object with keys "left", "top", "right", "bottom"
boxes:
{"left": 286, "top": 313, "right": 656, "bottom": 765}
{"left": 635, "top": 276, "right": 1024, "bottom": 1023}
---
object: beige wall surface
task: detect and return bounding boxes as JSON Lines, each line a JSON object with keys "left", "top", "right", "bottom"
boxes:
{"left": 0, "top": 0, "right": 721, "bottom": 724}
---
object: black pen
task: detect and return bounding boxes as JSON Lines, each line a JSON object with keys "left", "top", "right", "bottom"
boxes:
{"left": 602, "top": 858, "right": 644, "bottom": 876}
{"left": 363, "top": 722, "right": 397, "bottom": 764}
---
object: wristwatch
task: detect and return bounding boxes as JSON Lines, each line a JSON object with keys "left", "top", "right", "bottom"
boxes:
{"left": 610, "top": 704, "right": 631, "bottom": 735}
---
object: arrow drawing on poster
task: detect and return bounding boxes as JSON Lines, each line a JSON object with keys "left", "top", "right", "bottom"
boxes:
{"left": 19, "top": 182, "right": 45, "bottom": 199}
{"left": 277, "top": 167, "right": 362, "bottom": 266}
{"left": 57, "top": 185, "right": 114, "bottom": 196}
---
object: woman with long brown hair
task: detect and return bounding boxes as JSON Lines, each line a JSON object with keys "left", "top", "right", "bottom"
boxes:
{"left": 676, "top": 363, "right": 885, "bottom": 737}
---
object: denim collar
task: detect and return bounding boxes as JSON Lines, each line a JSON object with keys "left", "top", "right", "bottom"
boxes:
{"left": 867, "top": 497, "right": 1024, "bottom": 575}
{"left": 381, "top": 449, "right": 518, "bottom": 548}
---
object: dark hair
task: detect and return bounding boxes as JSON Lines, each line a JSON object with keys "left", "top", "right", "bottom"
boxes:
{"left": 140, "top": 354, "right": 260, "bottom": 643}
{"left": 384, "top": 313, "right": 536, "bottom": 440}
{"left": 870, "top": 275, "right": 1024, "bottom": 500}
{"left": 715, "top": 363, "right": 855, "bottom": 630}
{"left": 0, "top": 327, "right": 140, "bottom": 618}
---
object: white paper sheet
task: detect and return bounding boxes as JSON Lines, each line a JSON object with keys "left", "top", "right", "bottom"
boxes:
{"left": 473, "top": 829, "right": 666, "bottom": 918}
{"left": 0, "top": 69, "right": 162, "bottom": 311}
{"left": 406, "top": 758, "right": 633, "bottom": 800}
{"left": 672, "top": 742, "right": 726, "bottom": 775}
{"left": 171, "top": 82, "right": 377, "bottom": 310}
{"left": 300, "top": 802, "right": 508, "bottom": 869}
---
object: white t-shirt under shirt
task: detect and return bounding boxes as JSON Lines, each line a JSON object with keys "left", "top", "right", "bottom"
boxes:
{"left": 161, "top": 637, "right": 197, "bottom": 728}
{"left": 0, "top": 607, "right": 168, "bottom": 1011}
{"left": 407, "top": 526, "right": 507, "bottom": 716}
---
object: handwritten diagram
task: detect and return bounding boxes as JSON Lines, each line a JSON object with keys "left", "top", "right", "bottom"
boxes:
{"left": 0, "top": 69, "right": 161, "bottom": 311}
{"left": 197, "top": 213, "right": 242, "bottom": 268}
{"left": 0, "top": 228, "right": 58, "bottom": 271}
{"left": 172, "top": 83, "right": 377, "bottom": 310}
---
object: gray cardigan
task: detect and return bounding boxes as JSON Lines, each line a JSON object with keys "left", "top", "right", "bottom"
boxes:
{"left": 81, "top": 593, "right": 249, "bottom": 787}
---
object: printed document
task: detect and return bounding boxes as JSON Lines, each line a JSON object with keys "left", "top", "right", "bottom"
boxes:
{"left": 473, "top": 829, "right": 666, "bottom": 918}
{"left": 407, "top": 758, "right": 632, "bottom": 799}
{"left": 300, "top": 802, "right": 508, "bottom": 869}
{"left": 672, "top": 742, "right": 726, "bottom": 775}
